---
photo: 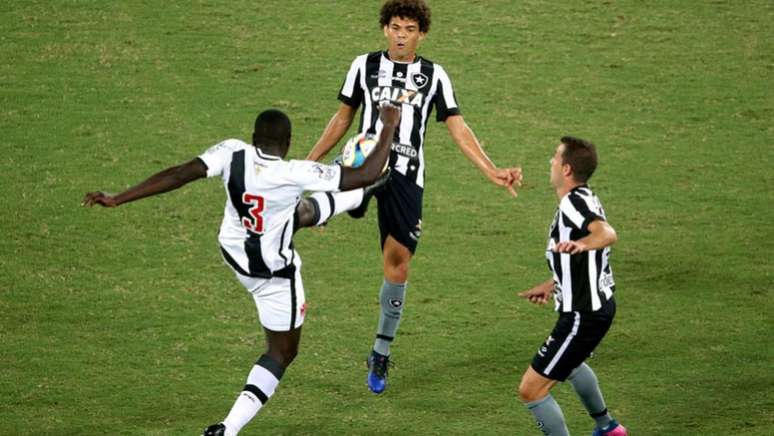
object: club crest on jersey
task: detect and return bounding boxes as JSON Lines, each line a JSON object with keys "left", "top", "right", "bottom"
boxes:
{"left": 310, "top": 163, "right": 337, "bottom": 181}
{"left": 410, "top": 72, "right": 428, "bottom": 89}
{"left": 371, "top": 86, "right": 424, "bottom": 107}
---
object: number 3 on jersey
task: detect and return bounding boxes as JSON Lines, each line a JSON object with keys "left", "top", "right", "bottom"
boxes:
{"left": 241, "top": 193, "right": 265, "bottom": 234}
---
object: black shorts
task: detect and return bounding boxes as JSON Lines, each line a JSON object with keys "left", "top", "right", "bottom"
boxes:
{"left": 376, "top": 172, "right": 423, "bottom": 254}
{"left": 531, "top": 297, "right": 616, "bottom": 381}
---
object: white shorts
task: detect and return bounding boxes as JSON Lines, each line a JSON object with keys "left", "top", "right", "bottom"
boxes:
{"left": 233, "top": 267, "right": 306, "bottom": 332}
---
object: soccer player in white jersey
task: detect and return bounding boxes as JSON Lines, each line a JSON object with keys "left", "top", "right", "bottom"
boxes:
{"left": 517, "top": 137, "right": 627, "bottom": 436}
{"left": 83, "top": 104, "right": 401, "bottom": 436}
{"left": 305, "top": 0, "right": 523, "bottom": 394}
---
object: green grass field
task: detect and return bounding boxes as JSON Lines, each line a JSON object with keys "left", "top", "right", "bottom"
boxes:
{"left": 2, "top": 1, "right": 773, "bottom": 434}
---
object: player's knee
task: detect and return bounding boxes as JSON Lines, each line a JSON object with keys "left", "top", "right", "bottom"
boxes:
{"left": 518, "top": 377, "right": 541, "bottom": 403}
{"left": 384, "top": 261, "right": 409, "bottom": 283}
{"left": 294, "top": 198, "right": 317, "bottom": 230}
{"left": 283, "top": 348, "right": 299, "bottom": 366}
{"left": 266, "top": 342, "right": 299, "bottom": 368}
{"left": 266, "top": 348, "right": 297, "bottom": 368}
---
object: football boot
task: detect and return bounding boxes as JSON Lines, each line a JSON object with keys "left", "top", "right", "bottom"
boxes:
{"left": 592, "top": 420, "right": 628, "bottom": 436}
{"left": 202, "top": 423, "right": 226, "bottom": 436}
{"left": 366, "top": 349, "right": 391, "bottom": 394}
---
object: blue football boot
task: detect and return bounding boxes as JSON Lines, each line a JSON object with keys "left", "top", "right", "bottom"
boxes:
{"left": 366, "top": 349, "right": 390, "bottom": 394}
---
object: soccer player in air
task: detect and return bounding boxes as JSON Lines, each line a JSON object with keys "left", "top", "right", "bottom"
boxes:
{"left": 517, "top": 137, "right": 627, "bottom": 436}
{"left": 83, "top": 104, "right": 401, "bottom": 436}
{"left": 305, "top": 0, "right": 523, "bottom": 394}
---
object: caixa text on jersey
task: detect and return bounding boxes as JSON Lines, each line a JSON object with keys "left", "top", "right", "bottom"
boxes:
{"left": 371, "top": 87, "right": 425, "bottom": 107}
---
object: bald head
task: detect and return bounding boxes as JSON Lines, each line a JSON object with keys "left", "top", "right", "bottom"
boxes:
{"left": 253, "top": 109, "right": 291, "bottom": 156}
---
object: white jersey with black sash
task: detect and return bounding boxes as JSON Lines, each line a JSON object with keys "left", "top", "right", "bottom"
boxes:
{"left": 338, "top": 51, "right": 461, "bottom": 188}
{"left": 198, "top": 139, "right": 342, "bottom": 278}
{"left": 546, "top": 185, "right": 616, "bottom": 313}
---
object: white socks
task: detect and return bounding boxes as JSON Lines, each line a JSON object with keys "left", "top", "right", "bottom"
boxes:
{"left": 308, "top": 189, "right": 365, "bottom": 225}
{"left": 222, "top": 354, "right": 285, "bottom": 435}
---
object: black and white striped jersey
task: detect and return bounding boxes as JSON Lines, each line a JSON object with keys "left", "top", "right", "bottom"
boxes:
{"left": 198, "top": 139, "right": 342, "bottom": 278}
{"left": 338, "top": 51, "right": 461, "bottom": 188}
{"left": 546, "top": 185, "right": 616, "bottom": 313}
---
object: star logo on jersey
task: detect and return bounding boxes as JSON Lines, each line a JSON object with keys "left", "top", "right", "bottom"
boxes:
{"left": 410, "top": 72, "right": 428, "bottom": 89}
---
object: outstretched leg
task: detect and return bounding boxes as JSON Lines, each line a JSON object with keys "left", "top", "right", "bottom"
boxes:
{"left": 293, "top": 170, "right": 392, "bottom": 232}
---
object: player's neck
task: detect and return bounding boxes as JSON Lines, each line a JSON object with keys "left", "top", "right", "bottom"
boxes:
{"left": 556, "top": 181, "right": 583, "bottom": 200}
{"left": 386, "top": 49, "right": 416, "bottom": 63}
{"left": 255, "top": 144, "right": 285, "bottom": 158}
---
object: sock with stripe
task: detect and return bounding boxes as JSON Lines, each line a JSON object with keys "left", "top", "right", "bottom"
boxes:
{"left": 568, "top": 362, "right": 613, "bottom": 429}
{"left": 222, "top": 354, "right": 285, "bottom": 436}
{"left": 524, "top": 394, "right": 570, "bottom": 436}
{"left": 308, "top": 189, "right": 364, "bottom": 226}
{"left": 373, "top": 279, "right": 406, "bottom": 356}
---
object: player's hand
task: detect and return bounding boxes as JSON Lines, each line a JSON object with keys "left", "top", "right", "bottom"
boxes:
{"left": 378, "top": 102, "right": 401, "bottom": 127}
{"left": 82, "top": 191, "right": 118, "bottom": 208}
{"left": 553, "top": 240, "right": 587, "bottom": 255}
{"left": 518, "top": 286, "right": 552, "bottom": 305}
{"left": 488, "top": 166, "right": 523, "bottom": 197}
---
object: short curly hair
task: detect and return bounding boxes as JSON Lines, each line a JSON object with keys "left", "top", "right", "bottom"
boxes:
{"left": 379, "top": 0, "right": 432, "bottom": 33}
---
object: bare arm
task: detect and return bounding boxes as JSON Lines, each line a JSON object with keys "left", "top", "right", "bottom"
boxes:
{"left": 306, "top": 103, "right": 358, "bottom": 162}
{"left": 554, "top": 220, "right": 618, "bottom": 254}
{"left": 518, "top": 278, "right": 554, "bottom": 305}
{"left": 339, "top": 103, "right": 400, "bottom": 191}
{"left": 445, "top": 115, "right": 523, "bottom": 197}
{"left": 82, "top": 158, "right": 207, "bottom": 207}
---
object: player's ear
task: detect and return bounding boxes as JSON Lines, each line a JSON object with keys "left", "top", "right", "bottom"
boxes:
{"left": 562, "top": 163, "right": 573, "bottom": 178}
{"left": 383, "top": 25, "right": 390, "bottom": 38}
{"left": 418, "top": 32, "right": 426, "bottom": 42}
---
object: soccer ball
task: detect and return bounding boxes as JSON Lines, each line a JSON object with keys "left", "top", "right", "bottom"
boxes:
{"left": 340, "top": 133, "right": 379, "bottom": 168}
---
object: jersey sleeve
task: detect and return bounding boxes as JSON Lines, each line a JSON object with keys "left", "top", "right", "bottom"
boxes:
{"left": 283, "top": 160, "right": 342, "bottom": 192}
{"left": 559, "top": 193, "right": 604, "bottom": 232}
{"left": 198, "top": 139, "right": 240, "bottom": 178}
{"left": 433, "top": 65, "right": 462, "bottom": 122}
{"left": 337, "top": 55, "right": 365, "bottom": 108}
